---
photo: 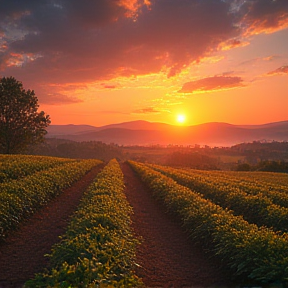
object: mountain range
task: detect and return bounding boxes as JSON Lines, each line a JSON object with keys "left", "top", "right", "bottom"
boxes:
{"left": 46, "top": 120, "right": 288, "bottom": 146}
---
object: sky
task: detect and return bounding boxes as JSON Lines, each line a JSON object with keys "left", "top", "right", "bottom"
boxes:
{"left": 0, "top": 0, "right": 288, "bottom": 127}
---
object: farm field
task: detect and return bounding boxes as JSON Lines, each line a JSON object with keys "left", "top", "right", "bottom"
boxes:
{"left": 129, "top": 161, "right": 288, "bottom": 286}
{"left": 0, "top": 156, "right": 102, "bottom": 241}
{"left": 146, "top": 163, "right": 288, "bottom": 233}
{"left": 0, "top": 155, "right": 287, "bottom": 287}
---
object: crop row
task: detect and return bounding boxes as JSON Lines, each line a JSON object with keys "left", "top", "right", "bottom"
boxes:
{"left": 128, "top": 160, "right": 288, "bottom": 285}
{"left": 0, "top": 154, "right": 74, "bottom": 183}
{"left": 25, "top": 159, "right": 141, "bottom": 288}
{"left": 0, "top": 159, "right": 102, "bottom": 241}
{"left": 147, "top": 163, "right": 288, "bottom": 233}
{"left": 174, "top": 166, "right": 288, "bottom": 205}
{"left": 204, "top": 169, "right": 288, "bottom": 187}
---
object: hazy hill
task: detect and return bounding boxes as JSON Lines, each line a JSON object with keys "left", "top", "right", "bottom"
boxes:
{"left": 46, "top": 120, "right": 171, "bottom": 134}
{"left": 46, "top": 120, "right": 288, "bottom": 146}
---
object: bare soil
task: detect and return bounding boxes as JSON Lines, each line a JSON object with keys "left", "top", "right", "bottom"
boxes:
{"left": 0, "top": 164, "right": 104, "bottom": 288}
{"left": 121, "top": 162, "right": 238, "bottom": 288}
{"left": 0, "top": 162, "right": 239, "bottom": 288}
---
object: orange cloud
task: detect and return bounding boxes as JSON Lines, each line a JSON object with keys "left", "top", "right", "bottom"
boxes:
{"left": 267, "top": 65, "right": 288, "bottom": 75}
{"left": 244, "top": 17, "right": 288, "bottom": 35}
{"left": 219, "top": 39, "right": 250, "bottom": 51}
{"left": 133, "top": 107, "right": 161, "bottom": 114}
{"left": 179, "top": 76, "right": 244, "bottom": 93}
{"left": 262, "top": 55, "right": 281, "bottom": 62}
{"left": 240, "top": 0, "right": 288, "bottom": 35}
{"left": 119, "top": 0, "right": 151, "bottom": 17}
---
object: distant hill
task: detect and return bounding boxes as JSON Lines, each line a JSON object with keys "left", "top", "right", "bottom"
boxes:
{"left": 46, "top": 124, "right": 99, "bottom": 135}
{"left": 46, "top": 120, "right": 288, "bottom": 146}
{"left": 46, "top": 120, "right": 171, "bottom": 134}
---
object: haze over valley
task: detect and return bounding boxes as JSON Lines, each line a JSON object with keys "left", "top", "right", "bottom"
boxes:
{"left": 47, "top": 120, "right": 288, "bottom": 147}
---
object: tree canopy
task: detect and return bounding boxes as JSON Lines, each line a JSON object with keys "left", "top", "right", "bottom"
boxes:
{"left": 0, "top": 76, "right": 51, "bottom": 154}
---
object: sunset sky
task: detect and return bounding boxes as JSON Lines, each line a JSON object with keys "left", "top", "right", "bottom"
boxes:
{"left": 1, "top": 0, "right": 287, "bottom": 127}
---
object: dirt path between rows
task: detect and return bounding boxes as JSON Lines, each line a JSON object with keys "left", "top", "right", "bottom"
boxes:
{"left": 121, "top": 162, "right": 238, "bottom": 288}
{"left": 0, "top": 164, "right": 104, "bottom": 288}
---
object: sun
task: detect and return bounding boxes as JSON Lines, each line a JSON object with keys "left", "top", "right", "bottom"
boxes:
{"left": 176, "top": 114, "right": 186, "bottom": 124}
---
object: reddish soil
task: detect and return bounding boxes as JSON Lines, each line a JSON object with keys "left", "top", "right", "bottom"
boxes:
{"left": 0, "top": 164, "right": 104, "bottom": 288}
{"left": 121, "top": 162, "right": 238, "bottom": 288}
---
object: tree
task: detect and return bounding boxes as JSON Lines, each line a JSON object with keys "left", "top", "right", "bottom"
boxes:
{"left": 0, "top": 76, "right": 51, "bottom": 154}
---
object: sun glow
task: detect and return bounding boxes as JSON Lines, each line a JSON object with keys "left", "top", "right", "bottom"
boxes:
{"left": 176, "top": 114, "right": 186, "bottom": 124}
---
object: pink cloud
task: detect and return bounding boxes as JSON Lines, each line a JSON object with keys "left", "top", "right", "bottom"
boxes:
{"left": 219, "top": 39, "right": 250, "bottom": 51}
{"left": 179, "top": 76, "right": 244, "bottom": 93}
{"left": 268, "top": 65, "right": 288, "bottom": 75}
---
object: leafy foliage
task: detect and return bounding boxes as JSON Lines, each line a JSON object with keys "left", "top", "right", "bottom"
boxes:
{"left": 0, "top": 154, "right": 73, "bottom": 183}
{"left": 0, "top": 157, "right": 102, "bottom": 240}
{"left": 147, "top": 163, "right": 288, "bottom": 233}
{"left": 0, "top": 76, "right": 50, "bottom": 154}
{"left": 129, "top": 160, "right": 288, "bottom": 285}
{"left": 25, "top": 159, "right": 141, "bottom": 287}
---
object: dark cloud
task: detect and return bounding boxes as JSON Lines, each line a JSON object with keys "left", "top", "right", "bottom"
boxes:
{"left": 0, "top": 52, "right": 9, "bottom": 70}
{"left": 64, "top": 0, "right": 127, "bottom": 27}
{"left": 0, "top": 0, "right": 43, "bottom": 19}
{"left": 268, "top": 65, "right": 288, "bottom": 75}
{"left": 0, "top": 0, "right": 288, "bottom": 104}
{"left": 179, "top": 76, "right": 244, "bottom": 93}
{"left": 238, "top": 0, "right": 288, "bottom": 34}
{"left": 133, "top": 0, "right": 237, "bottom": 77}
{"left": 0, "top": 0, "right": 129, "bottom": 26}
{"left": 0, "top": 0, "right": 237, "bottom": 83}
